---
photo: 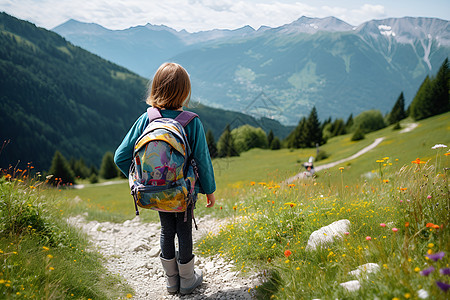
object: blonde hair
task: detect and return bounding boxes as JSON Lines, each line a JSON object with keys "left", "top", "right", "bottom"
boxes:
{"left": 146, "top": 62, "right": 191, "bottom": 109}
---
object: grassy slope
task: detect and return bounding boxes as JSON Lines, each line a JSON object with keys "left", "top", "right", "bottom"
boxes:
{"left": 63, "top": 112, "right": 450, "bottom": 221}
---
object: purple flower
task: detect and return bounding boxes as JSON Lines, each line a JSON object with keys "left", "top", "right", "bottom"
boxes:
{"left": 420, "top": 266, "right": 435, "bottom": 276}
{"left": 436, "top": 281, "right": 450, "bottom": 292}
{"left": 440, "top": 268, "right": 450, "bottom": 276}
{"left": 427, "top": 251, "right": 445, "bottom": 261}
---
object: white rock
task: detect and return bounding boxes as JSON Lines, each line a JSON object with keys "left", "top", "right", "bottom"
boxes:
{"left": 340, "top": 280, "right": 361, "bottom": 292}
{"left": 306, "top": 219, "right": 351, "bottom": 250}
{"left": 348, "top": 263, "right": 380, "bottom": 278}
{"left": 148, "top": 247, "right": 160, "bottom": 257}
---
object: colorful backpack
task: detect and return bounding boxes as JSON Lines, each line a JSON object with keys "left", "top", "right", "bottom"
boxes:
{"left": 129, "top": 107, "right": 199, "bottom": 217}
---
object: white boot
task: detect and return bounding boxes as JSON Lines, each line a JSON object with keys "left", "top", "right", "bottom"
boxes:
{"left": 177, "top": 255, "right": 203, "bottom": 295}
{"left": 160, "top": 256, "right": 179, "bottom": 293}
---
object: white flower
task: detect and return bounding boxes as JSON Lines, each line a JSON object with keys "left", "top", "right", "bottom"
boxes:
{"left": 417, "top": 289, "right": 429, "bottom": 299}
{"left": 431, "top": 144, "right": 447, "bottom": 149}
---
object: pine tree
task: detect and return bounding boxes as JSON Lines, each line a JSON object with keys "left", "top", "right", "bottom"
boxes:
{"left": 387, "top": 92, "right": 406, "bottom": 125}
{"left": 430, "top": 58, "right": 449, "bottom": 115}
{"left": 410, "top": 76, "right": 434, "bottom": 120}
{"left": 345, "top": 114, "right": 354, "bottom": 132}
{"left": 305, "top": 106, "right": 323, "bottom": 147}
{"left": 206, "top": 130, "right": 218, "bottom": 158}
{"left": 48, "top": 151, "right": 75, "bottom": 185}
{"left": 267, "top": 130, "right": 274, "bottom": 148}
{"left": 100, "top": 152, "right": 119, "bottom": 179}
{"left": 331, "top": 119, "right": 346, "bottom": 136}
{"left": 217, "top": 124, "right": 238, "bottom": 157}
{"left": 287, "top": 117, "right": 307, "bottom": 148}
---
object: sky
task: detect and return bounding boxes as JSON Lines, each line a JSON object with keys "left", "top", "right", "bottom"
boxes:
{"left": 0, "top": 0, "right": 449, "bottom": 32}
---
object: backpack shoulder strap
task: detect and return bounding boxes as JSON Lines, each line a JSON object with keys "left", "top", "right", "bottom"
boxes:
{"left": 175, "top": 111, "right": 198, "bottom": 128}
{"left": 147, "top": 107, "right": 163, "bottom": 123}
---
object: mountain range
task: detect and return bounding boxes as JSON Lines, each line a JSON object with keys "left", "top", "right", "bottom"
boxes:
{"left": 53, "top": 16, "right": 450, "bottom": 124}
{"left": 0, "top": 13, "right": 291, "bottom": 171}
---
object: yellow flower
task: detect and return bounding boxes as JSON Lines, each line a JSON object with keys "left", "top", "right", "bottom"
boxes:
{"left": 383, "top": 157, "right": 389, "bottom": 160}
{"left": 427, "top": 249, "right": 433, "bottom": 255}
{"left": 428, "top": 243, "right": 434, "bottom": 248}
{"left": 47, "top": 254, "right": 53, "bottom": 259}
{"left": 404, "top": 293, "right": 411, "bottom": 299}
{"left": 42, "top": 246, "right": 50, "bottom": 251}
{"left": 126, "top": 294, "right": 133, "bottom": 299}
{"left": 383, "top": 264, "right": 388, "bottom": 269}
{"left": 49, "top": 267, "right": 55, "bottom": 271}
{"left": 285, "top": 260, "right": 290, "bottom": 263}
{"left": 376, "top": 160, "right": 384, "bottom": 163}
{"left": 414, "top": 267, "right": 420, "bottom": 272}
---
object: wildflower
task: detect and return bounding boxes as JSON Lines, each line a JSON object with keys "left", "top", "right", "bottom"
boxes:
{"left": 376, "top": 160, "right": 384, "bottom": 163}
{"left": 417, "top": 289, "right": 429, "bottom": 299}
{"left": 284, "top": 202, "right": 296, "bottom": 208}
{"left": 126, "top": 294, "right": 133, "bottom": 299}
{"left": 420, "top": 266, "right": 435, "bottom": 276}
{"left": 339, "top": 167, "right": 344, "bottom": 172}
{"left": 399, "top": 187, "right": 407, "bottom": 191}
{"left": 42, "top": 246, "right": 50, "bottom": 251}
{"left": 427, "top": 195, "right": 432, "bottom": 199}
{"left": 392, "top": 228, "right": 398, "bottom": 232}
{"left": 344, "top": 232, "right": 350, "bottom": 235}
{"left": 440, "top": 268, "right": 450, "bottom": 276}
{"left": 49, "top": 267, "right": 54, "bottom": 271}
{"left": 383, "top": 179, "right": 389, "bottom": 183}
{"left": 366, "top": 236, "right": 372, "bottom": 241}
{"left": 445, "top": 152, "right": 450, "bottom": 156}
{"left": 431, "top": 144, "right": 447, "bottom": 149}
{"left": 436, "top": 281, "right": 450, "bottom": 292}
{"left": 428, "top": 243, "right": 434, "bottom": 248}
{"left": 414, "top": 267, "right": 421, "bottom": 272}
{"left": 380, "top": 223, "right": 386, "bottom": 227}
{"left": 288, "top": 184, "right": 295, "bottom": 188}
{"left": 404, "top": 293, "right": 411, "bottom": 299}
{"left": 412, "top": 158, "right": 426, "bottom": 164}
{"left": 250, "top": 181, "right": 255, "bottom": 186}
{"left": 47, "top": 254, "right": 53, "bottom": 259}
{"left": 427, "top": 252, "right": 445, "bottom": 261}
{"left": 285, "top": 260, "right": 290, "bottom": 263}
{"left": 405, "top": 222, "right": 409, "bottom": 227}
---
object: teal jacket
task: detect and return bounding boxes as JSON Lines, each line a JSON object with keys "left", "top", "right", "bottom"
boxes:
{"left": 114, "top": 109, "right": 216, "bottom": 194}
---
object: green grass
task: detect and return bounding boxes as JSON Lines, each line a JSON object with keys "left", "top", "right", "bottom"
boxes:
{"left": 0, "top": 175, "right": 132, "bottom": 299}
{"left": 198, "top": 147, "right": 449, "bottom": 299}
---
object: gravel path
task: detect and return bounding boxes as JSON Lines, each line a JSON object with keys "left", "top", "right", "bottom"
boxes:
{"left": 68, "top": 215, "right": 258, "bottom": 299}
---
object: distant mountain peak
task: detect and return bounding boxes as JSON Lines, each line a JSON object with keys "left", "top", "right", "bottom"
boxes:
{"left": 52, "top": 19, "right": 110, "bottom": 35}
{"left": 275, "top": 16, "right": 353, "bottom": 34}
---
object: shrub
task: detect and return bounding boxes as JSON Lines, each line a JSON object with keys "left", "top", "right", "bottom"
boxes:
{"left": 351, "top": 127, "right": 365, "bottom": 141}
{"left": 352, "top": 110, "right": 386, "bottom": 134}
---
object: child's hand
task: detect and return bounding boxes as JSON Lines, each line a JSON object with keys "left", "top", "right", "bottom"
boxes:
{"left": 206, "top": 193, "right": 215, "bottom": 208}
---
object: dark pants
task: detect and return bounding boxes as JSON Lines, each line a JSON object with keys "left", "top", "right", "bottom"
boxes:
{"left": 158, "top": 207, "right": 193, "bottom": 264}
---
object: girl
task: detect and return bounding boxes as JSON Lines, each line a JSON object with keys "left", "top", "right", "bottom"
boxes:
{"left": 114, "top": 62, "right": 216, "bottom": 295}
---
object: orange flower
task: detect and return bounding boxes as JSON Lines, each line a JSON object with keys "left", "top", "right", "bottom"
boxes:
{"left": 412, "top": 158, "right": 426, "bottom": 164}
{"left": 445, "top": 152, "right": 450, "bottom": 156}
{"left": 405, "top": 222, "right": 410, "bottom": 227}
{"left": 426, "top": 223, "right": 440, "bottom": 229}
{"left": 399, "top": 187, "right": 407, "bottom": 191}
{"left": 284, "top": 250, "right": 292, "bottom": 258}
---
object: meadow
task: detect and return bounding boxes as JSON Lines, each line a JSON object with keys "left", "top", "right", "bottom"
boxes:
{"left": 0, "top": 112, "right": 449, "bottom": 299}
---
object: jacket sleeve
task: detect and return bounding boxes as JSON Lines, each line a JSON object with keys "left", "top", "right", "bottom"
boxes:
{"left": 186, "top": 117, "right": 216, "bottom": 194}
{"left": 114, "top": 113, "right": 148, "bottom": 176}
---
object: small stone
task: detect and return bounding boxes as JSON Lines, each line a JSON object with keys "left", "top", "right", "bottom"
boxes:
{"left": 340, "top": 280, "right": 361, "bottom": 292}
{"left": 348, "top": 263, "right": 380, "bottom": 278}
{"left": 306, "top": 219, "right": 350, "bottom": 251}
{"left": 148, "top": 247, "right": 160, "bottom": 257}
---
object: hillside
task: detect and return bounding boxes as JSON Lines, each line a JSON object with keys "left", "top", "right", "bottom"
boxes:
{"left": 0, "top": 13, "right": 291, "bottom": 171}
{"left": 53, "top": 17, "right": 450, "bottom": 123}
